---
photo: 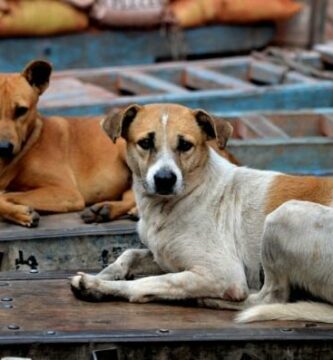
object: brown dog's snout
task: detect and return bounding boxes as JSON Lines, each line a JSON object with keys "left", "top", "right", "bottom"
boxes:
{"left": 154, "top": 168, "right": 177, "bottom": 195}
{"left": 0, "top": 141, "right": 14, "bottom": 158}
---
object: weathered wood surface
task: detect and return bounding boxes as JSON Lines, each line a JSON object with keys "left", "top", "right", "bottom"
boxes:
{"left": 0, "top": 276, "right": 331, "bottom": 337}
{"left": 0, "top": 213, "right": 138, "bottom": 272}
{"left": 0, "top": 24, "right": 275, "bottom": 72}
{"left": 0, "top": 276, "right": 332, "bottom": 359}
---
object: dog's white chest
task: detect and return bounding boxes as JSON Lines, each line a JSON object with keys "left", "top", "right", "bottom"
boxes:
{"left": 137, "top": 215, "right": 188, "bottom": 273}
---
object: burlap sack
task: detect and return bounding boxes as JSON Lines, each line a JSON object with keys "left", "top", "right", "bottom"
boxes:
{"left": 0, "top": 0, "right": 89, "bottom": 37}
{"left": 90, "top": 0, "right": 167, "bottom": 27}
{"left": 169, "top": 0, "right": 302, "bottom": 28}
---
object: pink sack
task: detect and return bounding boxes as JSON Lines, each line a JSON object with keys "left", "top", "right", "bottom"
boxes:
{"left": 90, "top": 0, "right": 168, "bottom": 28}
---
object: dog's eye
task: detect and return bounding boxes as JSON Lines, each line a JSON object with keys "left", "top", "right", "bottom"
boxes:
{"left": 137, "top": 138, "right": 154, "bottom": 150}
{"left": 15, "top": 106, "right": 28, "bottom": 118}
{"left": 177, "top": 138, "right": 193, "bottom": 152}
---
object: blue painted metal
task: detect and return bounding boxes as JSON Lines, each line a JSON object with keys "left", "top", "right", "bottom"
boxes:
{"left": 41, "top": 81, "right": 333, "bottom": 117}
{"left": 224, "top": 108, "right": 333, "bottom": 175}
{"left": 0, "top": 24, "right": 275, "bottom": 72}
{"left": 35, "top": 53, "right": 333, "bottom": 116}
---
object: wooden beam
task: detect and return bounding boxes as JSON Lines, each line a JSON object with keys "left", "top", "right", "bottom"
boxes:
{"left": 117, "top": 71, "right": 188, "bottom": 95}
{"left": 40, "top": 77, "right": 116, "bottom": 108}
{"left": 319, "top": 114, "right": 333, "bottom": 136}
{"left": 240, "top": 115, "right": 290, "bottom": 138}
{"left": 314, "top": 43, "right": 333, "bottom": 65}
{"left": 249, "top": 61, "right": 316, "bottom": 85}
{"left": 184, "top": 67, "right": 255, "bottom": 90}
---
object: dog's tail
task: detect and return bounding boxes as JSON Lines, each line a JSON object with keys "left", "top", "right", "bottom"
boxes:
{"left": 235, "top": 302, "right": 333, "bottom": 323}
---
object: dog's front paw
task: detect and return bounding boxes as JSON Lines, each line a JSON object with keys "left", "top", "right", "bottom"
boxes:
{"left": 9, "top": 206, "right": 40, "bottom": 228}
{"left": 70, "top": 272, "right": 105, "bottom": 302}
{"left": 127, "top": 206, "right": 139, "bottom": 221}
{"left": 81, "top": 203, "right": 111, "bottom": 224}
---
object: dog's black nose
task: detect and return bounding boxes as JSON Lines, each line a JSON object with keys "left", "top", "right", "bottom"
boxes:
{"left": 154, "top": 169, "right": 177, "bottom": 195}
{"left": 0, "top": 141, "right": 14, "bottom": 158}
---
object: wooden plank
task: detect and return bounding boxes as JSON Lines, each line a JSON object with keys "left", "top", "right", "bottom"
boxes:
{"left": 285, "top": 71, "right": 318, "bottom": 84}
{"left": 54, "top": 56, "right": 251, "bottom": 80}
{"left": 319, "top": 114, "right": 333, "bottom": 136}
{"left": 249, "top": 61, "right": 316, "bottom": 85}
{"left": 0, "top": 277, "right": 332, "bottom": 345}
{"left": 249, "top": 61, "right": 288, "bottom": 85}
{"left": 39, "top": 78, "right": 116, "bottom": 109}
{"left": 184, "top": 67, "right": 255, "bottom": 90}
{"left": 228, "top": 137, "right": 333, "bottom": 175}
{"left": 314, "top": 43, "right": 333, "bottom": 65}
{"left": 293, "top": 51, "right": 323, "bottom": 68}
{"left": 239, "top": 116, "right": 290, "bottom": 138}
{"left": 117, "top": 71, "right": 188, "bottom": 95}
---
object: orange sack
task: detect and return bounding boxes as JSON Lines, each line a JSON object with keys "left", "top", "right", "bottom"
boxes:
{"left": 169, "top": 0, "right": 302, "bottom": 28}
{"left": 0, "top": 0, "right": 88, "bottom": 37}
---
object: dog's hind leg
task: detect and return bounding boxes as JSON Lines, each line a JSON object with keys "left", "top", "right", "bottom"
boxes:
{"left": 95, "top": 249, "right": 164, "bottom": 281}
{"left": 81, "top": 189, "right": 136, "bottom": 223}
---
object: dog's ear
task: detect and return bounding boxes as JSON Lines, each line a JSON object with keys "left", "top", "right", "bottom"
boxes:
{"left": 193, "top": 109, "right": 233, "bottom": 149}
{"left": 102, "top": 104, "right": 142, "bottom": 143}
{"left": 22, "top": 60, "right": 52, "bottom": 95}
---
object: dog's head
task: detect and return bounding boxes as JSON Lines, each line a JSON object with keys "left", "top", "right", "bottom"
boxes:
{"left": 103, "top": 103, "right": 233, "bottom": 197}
{"left": 0, "top": 60, "right": 52, "bottom": 159}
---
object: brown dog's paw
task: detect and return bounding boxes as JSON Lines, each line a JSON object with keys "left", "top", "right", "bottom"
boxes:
{"left": 70, "top": 273, "right": 105, "bottom": 302}
{"left": 81, "top": 203, "right": 111, "bottom": 224}
{"left": 11, "top": 206, "right": 40, "bottom": 228}
{"left": 127, "top": 206, "right": 139, "bottom": 221}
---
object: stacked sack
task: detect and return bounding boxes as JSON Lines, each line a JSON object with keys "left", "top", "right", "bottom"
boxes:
{"left": 65, "top": 0, "right": 168, "bottom": 28}
{"left": 0, "top": 0, "right": 88, "bottom": 37}
{"left": 66, "top": 0, "right": 302, "bottom": 28}
{"left": 0, "top": 0, "right": 302, "bottom": 37}
{"left": 168, "top": 0, "right": 303, "bottom": 28}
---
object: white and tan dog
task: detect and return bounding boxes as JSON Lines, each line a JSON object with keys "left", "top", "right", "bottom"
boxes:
{"left": 71, "top": 103, "right": 333, "bottom": 322}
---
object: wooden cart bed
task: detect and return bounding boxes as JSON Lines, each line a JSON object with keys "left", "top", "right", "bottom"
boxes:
{"left": 0, "top": 273, "right": 332, "bottom": 360}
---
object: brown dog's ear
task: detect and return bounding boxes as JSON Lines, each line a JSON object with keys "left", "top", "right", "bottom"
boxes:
{"left": 102, "top": 104, "right": 142, "bottom": 143}
{"left": 193, "top": 109, "right": 233, "bottom": 149}
{"left": 22, "top": 60, "right": 52, "bottom": 95}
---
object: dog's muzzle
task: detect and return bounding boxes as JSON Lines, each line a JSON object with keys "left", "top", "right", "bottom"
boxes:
{"left": 0, "top": 141, "right": 14, "bottom": 158}
{"left": 154, "top": 168, "right": 177, "bottom": 195}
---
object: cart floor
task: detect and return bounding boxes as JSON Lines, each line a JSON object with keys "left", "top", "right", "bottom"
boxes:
{"left": 0, "top": 275, "right": 332, "bottom": 359}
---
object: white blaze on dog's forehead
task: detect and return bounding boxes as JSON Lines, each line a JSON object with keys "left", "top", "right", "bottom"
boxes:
{"left": 160, "top": 110, "right": 169, "bottom": 127}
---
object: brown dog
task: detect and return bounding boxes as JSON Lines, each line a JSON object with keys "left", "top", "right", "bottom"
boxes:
{"left": 0, "top": 60, "right": 135, "bottom": 227}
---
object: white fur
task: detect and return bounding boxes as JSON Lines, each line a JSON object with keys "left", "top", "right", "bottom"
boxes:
{"left": 145, "top": 150, "right": 183, "bottom": 195}
{"left": 145, "top": 109, "right": 182, "bottom": 195}
{"left": 236, "top": 302, "right": 333, "bottom": 323}
{"left": 160, "top": 111, "right": 169, "bottom": 127}
{"left": 72, "top": 149, "right": 279, "bottom": 303}
{"left": 72, "top": 144, "right": 333, "bottom": 322}
{"left": 236, "top": 200, "right": 333, "bottom": 323}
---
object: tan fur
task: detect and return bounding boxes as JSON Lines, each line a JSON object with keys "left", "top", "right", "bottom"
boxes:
{"left": 0, "top": 61, "right": 135, "bottom": 227}
{"left": 265, "top": 175, "right": 333, "bottom": 214}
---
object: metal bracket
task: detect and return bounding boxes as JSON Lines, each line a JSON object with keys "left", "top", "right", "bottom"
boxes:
{"left": 15, "top": 250, "right": 39, "bottom": 273}
{"left": 91, "top": 347, "right": 119, "bottom": 360}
